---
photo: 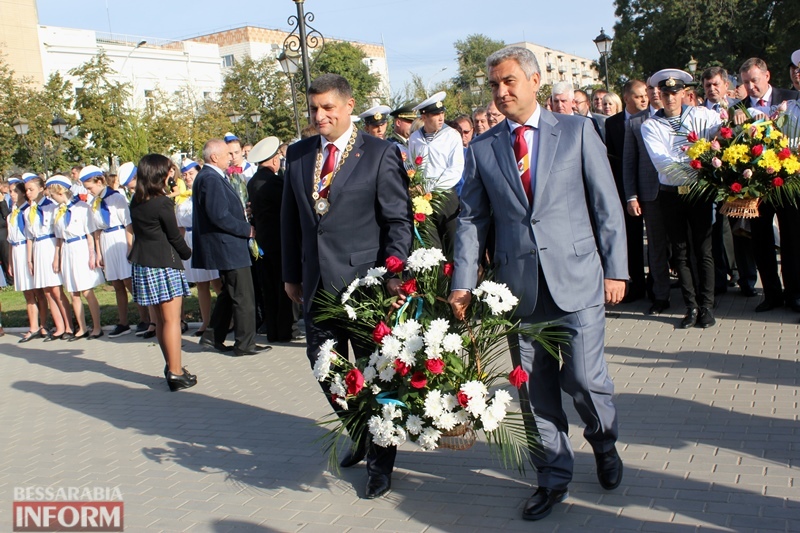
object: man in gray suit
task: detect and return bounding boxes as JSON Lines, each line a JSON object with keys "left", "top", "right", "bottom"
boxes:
{"left": 449, "top": 46, "right": 628, "bottom": 521}
{"left": 623, "top": 77, "right": 672, "bottom": 315}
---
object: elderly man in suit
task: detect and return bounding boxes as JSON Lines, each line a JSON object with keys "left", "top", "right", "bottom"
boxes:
{"left": 449, "top": 46, "right": 628, "bottom": 521}
{"left": 193, "top": 139, "right": 270, "bottom": 357}
{"left": 623, "top": 77, "right": 672, "bottom": 315}
{"left": 736, "top": 58, "right": 800, "bottom": 313}
{"left": 281, "top": 74, "right": 412, "bottom": 500}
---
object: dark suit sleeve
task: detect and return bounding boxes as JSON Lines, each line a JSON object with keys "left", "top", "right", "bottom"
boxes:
{"left": 159, "top": 199, "right": 192, "bottom": 261}
{"left": 622, "top": 119, "right": 638, "bottom": 201}
{"left": 374, "top": 144, "right": 413, "bottom": 262}
{"left": 196, "top": 171, "right": 251, "bottom": 238}
{"left": 281, "top": 149, "right": 303, "bottom": 284}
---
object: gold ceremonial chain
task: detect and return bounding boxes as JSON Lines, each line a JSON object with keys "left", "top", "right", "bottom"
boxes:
{"left": 311, "top": 127, "right": 358, "bottom": 215}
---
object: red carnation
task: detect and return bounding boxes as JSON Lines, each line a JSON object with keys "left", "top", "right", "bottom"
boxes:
{"left": 508, "top": 365, "right": 529, "bottom": 389}
{"left": 690, "top": 159, "right": 702, "bottom": 170}
{"left": 414, "top": 212, "right": 426, "bottom": 222}
{"left": 751, "top": 144, "right": 764, "bottom": 157}
{"left": 443, "top": 262, "right": 454, "bottom": 277}
{"left": 778, "top": 147, "right": 792, "bottom": 160}
{"left": 410, "top": 371, "right": 427, "bottom": 389}
{"left": 415, "top": 155, "right": 423, "bottom": 166}
{"left": 457, "top": 391, "right": 470, "bottom": 407}
{"left": 385, "top": 255, "right": 405, "bottom": 273}
{"left": 773, "top": 177, "right": 784, "bottom": 187}
{"left": 345, "top": 369, "right": 364, "bottom": 395}
{"left": 687, "top": 131, "right": 699, "bottom": 143}
{"left": 400, "top": 278, "right": 418, "bottom": 294}
{"left": 425, "top": 359, "right": 445, "bottom": 375}
{"left": 730, "top": 182, "right": 743, "bottom": 193}
{"left": 372, "top": 321, "right": 392, "bottom": 344}
{"left": 719, "top": 127, "right": 733, "bottom": 139}
{"left": 394, "top": 359, "right": 410, "bottom": 376}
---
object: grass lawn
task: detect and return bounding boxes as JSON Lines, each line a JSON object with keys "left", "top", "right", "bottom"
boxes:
{"left": 0, "top": 284, "right": 207, "bottom": 328}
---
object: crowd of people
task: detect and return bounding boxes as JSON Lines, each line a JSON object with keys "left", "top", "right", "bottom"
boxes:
{"left": 2, "top": 43, "right": 800, "bottom": 516}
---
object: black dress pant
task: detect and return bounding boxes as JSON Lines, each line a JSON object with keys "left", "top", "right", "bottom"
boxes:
{"left": 660, "top": 191, "right": 714, "bottom": 309}
{"left": 254, "top": 252, "right": 294, "bottom": 342}
{"left": 426, "top": 189, "right": 460, "bottom": 258}
{"left": 210, "top": 267, "right": 256, "bottom": 350}
{"left": 751, "top": 201, "right": 800, "bottom": 301}
{"left": 623, "top": 209, "right": 646, "bottom": 296}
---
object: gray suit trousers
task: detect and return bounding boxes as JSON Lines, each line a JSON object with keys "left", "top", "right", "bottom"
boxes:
{"left": 508, "top": 270, "right": 618, "bottom": 490}
{"left": 641, "top": 198, "right": 671, "bottom": 301}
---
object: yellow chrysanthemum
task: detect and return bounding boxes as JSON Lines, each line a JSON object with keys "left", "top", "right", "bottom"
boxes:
{"left": 686, "top": 138, "right": 711, "bottom": 160}
{"left": 779, "top": 137, "right": 789, "bottom": 148}
{"left": 782, "top": 156, "right": 800, "bottom": 175}
{"left": 757, "top": 150, "right": 781, "bottom": 172}
{"left": 412, "top": 196, "right": 433, "bottom": 215}
{"left": 722, "top": 144, "right": 751, "bottom": 165}
{"left": 769, "top": 128, "right": 782, "bottom": 140}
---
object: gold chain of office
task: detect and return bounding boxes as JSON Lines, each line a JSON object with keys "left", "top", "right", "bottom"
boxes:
{"left": 312, "top": 128, "right": 357, "bottom": 215}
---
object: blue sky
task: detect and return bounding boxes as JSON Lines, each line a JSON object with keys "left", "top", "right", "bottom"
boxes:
{"left": 36, "top": 0, "right": 618, "bottom": 96}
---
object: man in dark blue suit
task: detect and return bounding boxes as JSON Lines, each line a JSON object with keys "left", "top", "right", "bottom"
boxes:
{"left": 193, "top": 139, "right": 269, "bottom": 356}
{"left": 281, "top": 74, "right": 413, "bottom": 499}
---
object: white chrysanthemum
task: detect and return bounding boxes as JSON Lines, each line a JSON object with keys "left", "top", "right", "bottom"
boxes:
{"left": 382, "top": 403, "right": 403, "bottom": 421}
{"left": 407, "top": 248, "right": 447, "bottom": 272}
{"left": 379, "top": 364, "right": 396, "bottom": 382}
{"left": 424, "top": 389, "right": 445, "bottom": 419}
{"left": 404, "top": 335, "right": 424, "bottom": 354}
{"left": 365, "top": 266, "right": 388, "bottom": 280}
{"left": 390, "top": 425, "right": 407, "bottom": 447}
{"left": 492, "top": 389, "right": 513, "bottom": 408}
{"left": 368, "top": 416, "right": 396, "bottom": 447}
{"left": 461, "top": 380, "right": 489, "bottom": 401}
{"left": 340, "top": 279, "right": 360, "bottom": 304}
{"left": 334, "top": 397, "right": 349, "bottom": 411}
{"left": 362, "top": 365, "right": 377, "bottom": 384}
{"left": 344, "top": 304, "right": 357, "bottom": 320}
{"left": 465, "top": 396, "right": 487, "bottom": 418}
{"left": 368, "top": 349, "right": 381, "bottom": 366}
{"left": 433, "top": 411, "right": 459, "bottom": 431}
{"left": 371, "top": 384, "right": 381, "bottom": 395}
{"left": 380, "top": 335, "right": 403, "bottom": 359}
{"left": 419, "top": 427, "right": 442, "bottom": 450}
{"left": 312, "top": 339, "right": 338, "bottom": 381}
{"left": 406, "top": 414, "right": 424, "bottom": 435}
{"left": 473, "top": 280, "right": 519, "bottom": 315}
{"left": 392, "top": 319, "right": 421, "bottom": 340}
{"left": 424, "top": 318, "right": 450, "bottom": 348}
{"left": 425, "top": 344, "right": 443, "bottom": 360}
{"left": 454, "top": 410, "right": 470, "bottom": 425}
{"left": 481, "top": 409, "right": 501, "bottom": 432}
{"left": 397, "top": 346, "right": 417, "bottom": 366}
{"left": 442, "top": 332, "right": 463, "bottom": 353}
{"left": 442, "top": 393, "right": 459, "bottom": 411}
{"left": 330, "top": 374, "right": 346, "bottom": 397}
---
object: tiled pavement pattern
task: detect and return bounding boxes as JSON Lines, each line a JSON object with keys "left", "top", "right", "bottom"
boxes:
{"left": 0, "top": 290, "right": 797, "bottom": 532}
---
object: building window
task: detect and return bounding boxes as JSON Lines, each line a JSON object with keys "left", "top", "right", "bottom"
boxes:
{"left": 145, "top": 90, "right": 155, "bottom": 114}
{"left": 222, "top": 54, "right": 235, "bottom": 68}
{"left": 203, "top": 92, "right": 212, "bottom": 100}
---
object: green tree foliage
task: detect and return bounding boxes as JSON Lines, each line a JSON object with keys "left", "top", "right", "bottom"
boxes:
{"left": 608, "top": 0, "right": 800, "bottom": 89}
{"left": 452, "top": 34, "right": 505, "bottom": 110}
{"left": 311, "top": 41, "right": 381, "bottom": 112}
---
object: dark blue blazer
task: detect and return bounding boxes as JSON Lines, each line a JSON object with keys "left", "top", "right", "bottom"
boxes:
{"left": 281, "top": 129, "right": 413, "bottom": 316}
{"left": 191, "top": 164, "right": 252, "bottom": 271}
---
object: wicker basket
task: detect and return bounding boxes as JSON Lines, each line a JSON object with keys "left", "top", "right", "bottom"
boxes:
{"left": 438, "top": 423, "right": 477, "bottom": 451}
{"left": 719, "top": 197, "right": 760, "bottom": 218}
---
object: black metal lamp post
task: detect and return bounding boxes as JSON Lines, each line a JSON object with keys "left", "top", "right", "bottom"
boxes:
{"left": 12, "top": 115, "right": 70, "bottom": 177}
{"left": 278, "top": 49, "right": 303, "bottom": 139}
{"left": 593, "top": 28, "right": 613, "bottom": 91}
{"left": 283, "top": 0, "right": 324, "bottom": 123}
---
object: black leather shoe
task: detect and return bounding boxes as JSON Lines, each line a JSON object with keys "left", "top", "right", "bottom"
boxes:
{"left": 18, "top": 330, "right": 43, "bottom": 343}
{"left": 787, "top": 299, "right": 800, "bottom": 313}
{"left": 595, "top": 448, "right": 623, "bottom": 490}
{"left": 522, "top": 487, "right": 568, "bottom": 521}
{"left": 339, "top": 445, "right": 367, "bottom": 468}
{"left": 739, "top": 286, "right": 759, "bottom": 297}
{"left": 755, "top": 298, "right": 783, "bottom": 312}
{"left": 199, "top": 333, "right": 232, "bottom": 352}
{"left": 646, "top": 299, "right": 670, "bottom": 315}
{"left": 697, "top": 307, "right": 716, "bottom": 328}
{"left": 164, "top": 365, "right": 196, "bottom": 380}
{"left": 679, "top": 308, "right": 699, "bottom": 329}
{"left": 232, "top": 345, "right": 272, "bottom": 357}
{"left": 365, "top": 474, "right": 391, "bottom": 499}
{"left": 166, "top": 371, "right": 197, "bottom": 392}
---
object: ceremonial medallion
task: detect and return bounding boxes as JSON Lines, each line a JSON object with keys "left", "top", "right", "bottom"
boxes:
{"left": 315, "top": 198, "right": 330, "bottom": 215}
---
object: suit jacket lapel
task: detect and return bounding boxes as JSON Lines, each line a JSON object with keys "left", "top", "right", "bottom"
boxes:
{"left": 300, "top": 138, "right": 318, "bottom": 211}
{"left": 491, "top": 126, "right": 529, "bottom": 207}
{"left": 533, "top": 110, "right": 560, "bottom": 212}
{"left": 328, "top": 130, "right": 365, "bottom": 202}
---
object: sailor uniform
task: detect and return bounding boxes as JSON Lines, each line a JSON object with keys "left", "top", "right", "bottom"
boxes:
{"left": 90, "top": 187, "right": 132, "bottom": 281}
{"left": 7, "top": 203, "right": 34, "bottom": 291}
{"left": 25, "top": 198, "right": 62, "bottom": 289}
{"left": 53, "top": 199, "right": 105, "bottom": 293}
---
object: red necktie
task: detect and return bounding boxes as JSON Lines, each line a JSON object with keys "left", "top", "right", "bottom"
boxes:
{"left": 513, "top": 125, "right": 533, "bottom": 204}
{"left": 319, "top": 144, "right": 338, "bottom": 199}
{"left": 757, "top": 99, "right": 766, "bottom": 107}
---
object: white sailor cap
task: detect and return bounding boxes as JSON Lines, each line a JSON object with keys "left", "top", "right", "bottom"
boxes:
{"left": 22, "top": 172, "right": 39, "bottom": 183}
{"left": 792, "top": 49, "right": 800, "bottom": 69}
{"left": 79, "top": 165, "right": 105, "bottom": 182}
{"left": 117, "top": 162, "right": 137, "bottom": 187}
{"left": 224, "top": 132, "right": 239, "bottom": 143}
{"left": 45, "top": 175, "right": 72, "bottom": 189}
{"left": 650, "top": 69, "right": 693, "bottom": 92}
{"left": 248, "top": 136, "right": 281, "bottom": 164}
{"left": 359, "top": 105, "right": 392, "bottom": 126}
{"left": 413, "top": 91, "right": 447, "bottom": 114}
{"left": 180, "top": 159, "right": 199, "bottom": 174}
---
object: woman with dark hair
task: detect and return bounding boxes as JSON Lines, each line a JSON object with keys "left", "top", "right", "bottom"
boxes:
{"left": 128, "top": 154, "right": 196, "bottom": 391}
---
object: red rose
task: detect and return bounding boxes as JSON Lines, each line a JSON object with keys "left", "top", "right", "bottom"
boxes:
{"left": 690, "top": 159, "right": 702, "bottom": 170}
{"left": 410, "top": 371, "right": 427, "bottom": 389}
{"left": 394, "top": 359, "right": 410, "bottom": 376}
{"left": 773, "top": 177, "right": 784, "bottom": 187}
{"left": 443, "top": 262, "right": 454, "bottom": 277}
{"left": 687, "top": 131, "right": 699, "bottom": 143}
{"left": 414, "top": 212, "right": 426, "bottom": 222}
{"left": 719, "top": 127, "right": 733, "bottom": 139}
{"left": 778, "top": 147, "right": 792, "bottom": 160}
{"left": 425, "top": 359, "right": 445, "bottom": 374}
{"left": 400, "top": 278, "right": 418, "bottom": 294}
{"left": 344, "top": 369, "right": 364, "bottom": 395}
{"left": 385, "top": 255, "right": 405, "bottom": 273}
{"left": 751, "top": 144, "right": 764, "bottom": 157}
{"left": 372, "top": 321, "right": 392, "bottom": 344}
{"left": 457, "top": 391, "right": 470, "bottom": 407}
{"left": 508, "top": 365, "right": 529, "bottom": 389}
{"left": 730, "top": 182, "right": 743, "bottom": 193}
{"left": 415, "top": 155, "right": 423, "bottom": 166}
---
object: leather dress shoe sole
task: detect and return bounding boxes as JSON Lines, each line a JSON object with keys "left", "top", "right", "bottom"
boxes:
{"left": 522, "top": 487, "right": 568, "bottom": 521}
{"left": 365, "top": 474, "right": 391, "bottom": 499}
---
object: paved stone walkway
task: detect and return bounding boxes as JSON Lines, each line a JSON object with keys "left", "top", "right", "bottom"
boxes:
{"left": 0, "top": 289, "right": 797, "bottom": 532}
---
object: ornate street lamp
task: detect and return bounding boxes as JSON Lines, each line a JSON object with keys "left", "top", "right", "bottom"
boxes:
{"left": 11, "top": 114, "right": 70, "bottom": 176}
{"left": 278, "top": 48, "right": 302, "bottom": 138}
{"left": 593, "top": 28, "right": 613, "bottom": 91}
{"left": 687, "top": 57, "right": 698, "bottom": 79}
{"left": 474, "top": 69, "right": 486, "bottom": 106}
{"left": 283, "top": 0, "right": 324, "bottom": 123}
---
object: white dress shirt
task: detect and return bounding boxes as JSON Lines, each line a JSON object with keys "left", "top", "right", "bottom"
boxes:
{"left": 408, "top": 124, "right": 465, "bottom": 191}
